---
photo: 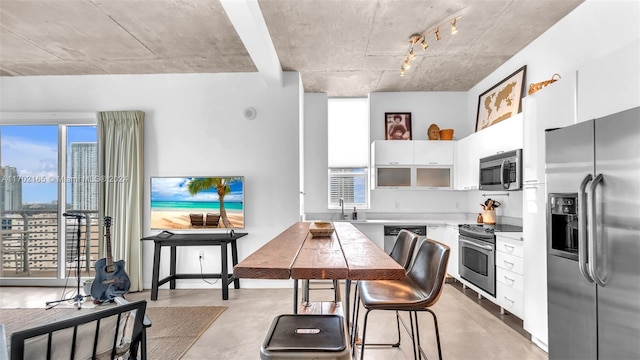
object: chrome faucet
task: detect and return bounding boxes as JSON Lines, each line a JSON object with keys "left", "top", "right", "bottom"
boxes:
{"left": 339, "top": 198, "right": 346, "bottom": 220}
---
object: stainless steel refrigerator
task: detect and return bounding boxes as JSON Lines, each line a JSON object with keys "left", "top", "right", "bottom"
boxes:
{"left": 545, "top": 106, "right": 640, "bottom": 359}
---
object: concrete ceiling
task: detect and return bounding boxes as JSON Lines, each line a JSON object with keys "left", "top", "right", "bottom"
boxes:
{"left": 0, "top": 0, "right": 584, "bottom": 97}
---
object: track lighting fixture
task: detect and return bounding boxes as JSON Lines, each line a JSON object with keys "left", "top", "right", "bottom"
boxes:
{"left": 400, "top": 15, "right": 461, "bottom": 76}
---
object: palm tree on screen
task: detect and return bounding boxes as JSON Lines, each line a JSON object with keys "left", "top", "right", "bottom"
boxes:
{"left": 187, "top": 177, "right": 238, "bottom": 228}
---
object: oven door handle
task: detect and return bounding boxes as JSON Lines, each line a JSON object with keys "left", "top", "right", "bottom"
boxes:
{"left": 459, "top": 239, "right": 494, "bottom": 251}
{"left": 500, "top": 159, "right": 509, "bottom": 189}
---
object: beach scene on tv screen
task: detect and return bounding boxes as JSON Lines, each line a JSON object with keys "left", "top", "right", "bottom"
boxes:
{"left": 151, "top": 177, "right": 244, "bottom": 229}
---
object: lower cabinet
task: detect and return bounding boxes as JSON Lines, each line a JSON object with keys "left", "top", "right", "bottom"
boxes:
{"left": 496, "top": 234, "right": 524, "bottom": 319}
{"left": 428, "top": 225, "right": 459, "bottom": 280}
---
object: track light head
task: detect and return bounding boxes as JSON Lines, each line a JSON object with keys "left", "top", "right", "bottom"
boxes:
{"left": 420, "top": 38, "right": 428, "bottom": 50}
{"left": 450, "top": 18, "right": 458, "bottom": 34}
{"left": 435, "top": 28, "right": 441, "bottom": 41}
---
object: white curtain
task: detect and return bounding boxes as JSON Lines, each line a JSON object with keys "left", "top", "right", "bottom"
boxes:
{"left": 97, "top": 111, "right": 144, "bottom": 292}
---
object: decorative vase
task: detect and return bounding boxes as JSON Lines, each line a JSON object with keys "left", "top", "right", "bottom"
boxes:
{"left": 483, "top": 209, "right": 496, "bottom": 225}
{"left": 439, "top": 129, "right": 454, "bottom": 140}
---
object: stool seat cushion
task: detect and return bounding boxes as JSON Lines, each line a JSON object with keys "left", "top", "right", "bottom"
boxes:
{"left": 265, "top": 315, "right": 345, "bottom": 351}
{"left": 358, "top": 277, "right": 435, "bottom": 310}
{"left": 261, "top": 314, "right": 351, "bottom": 360}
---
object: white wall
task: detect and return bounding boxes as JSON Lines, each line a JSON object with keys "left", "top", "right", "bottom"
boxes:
{"left": 370, "top": 92, "right": 468, "bottom": 141}
{"left": 0, "top": 72, "right": 302, "bottom": 289}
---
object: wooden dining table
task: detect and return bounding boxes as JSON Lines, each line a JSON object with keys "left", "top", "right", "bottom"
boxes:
{"left": 233, "top": 221, "right": 406, "bottom": 323}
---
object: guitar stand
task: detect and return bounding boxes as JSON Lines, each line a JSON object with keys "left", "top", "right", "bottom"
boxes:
{"left": 46, "top": 214, "right": 90, "bottom": 310}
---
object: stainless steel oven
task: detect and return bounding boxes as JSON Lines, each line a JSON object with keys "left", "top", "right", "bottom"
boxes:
{"left": 458, "top": 225, "right": 496, "bottom": 296}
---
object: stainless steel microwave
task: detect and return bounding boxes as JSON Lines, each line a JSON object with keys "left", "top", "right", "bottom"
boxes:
{"left": 479, "top": 149, "right": 522, "bottom": 191}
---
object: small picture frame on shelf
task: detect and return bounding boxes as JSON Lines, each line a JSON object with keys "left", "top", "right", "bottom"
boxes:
{"left": 385, "top": 112, "right": 412, "bottom": 140}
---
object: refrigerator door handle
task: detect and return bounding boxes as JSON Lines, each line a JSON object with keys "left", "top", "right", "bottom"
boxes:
{"left": 578, "top": 174, "right": 595, "bottom": 283}
{"left": 587, "top": 173, "right": 606, "bottom": 287}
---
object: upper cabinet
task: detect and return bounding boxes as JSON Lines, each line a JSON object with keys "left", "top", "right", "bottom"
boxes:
{"left": 413, "top": 141, "right": 454, "bottom": 165}
{"left": 372, "top": 140, "right": 453, "bottom": 166}
{"left": 475, "top": 112, "right": 523, "bottom": 159}
{"left": 577, "top": 40, "right": 640, "bottom": 123}
{"left": 454, "top": 113, "right": 524, "bottom": 190}
{"left": 372, "top": 140, "right": 413, "bottom": 165}
{"left": 454, "top": 132, "right": 480, "bottom": 190}
{"left": 523, "top": 71, "right": 577, "bottom": 184}
{"left": 372, "top": 140, "right": 454, "bottom": 189}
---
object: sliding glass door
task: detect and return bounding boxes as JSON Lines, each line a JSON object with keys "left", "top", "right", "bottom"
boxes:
{"left": 1, "top": 120, "right": 97, "bottom": 285}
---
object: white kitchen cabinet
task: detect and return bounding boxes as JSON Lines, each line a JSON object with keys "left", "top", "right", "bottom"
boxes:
{"left": 375, "top": 167, "right": 412, "bottom": 188}
{"left": 415, "top": 167, "right": 452, "bottom": 189}
{"left": 413, "top": 141, "right": 454, "bottom": 165}
{"left": 521, "top": 74, "right": 576, "bottom": 352}
{"left": 454, "top": 133, "right": 480, "bottom": 190}
{"left": 496, "top": 233, "right": 524, "bottom": 319}
{"left": 523, "top": 182, "right": 548, "bottom": 350}
{"left": 475, "top": 112, "right": 524, "bottom": 159}
{"left": 454, "top": 113, "right": 523, "bottom": 190}
{"left": 426, "top": 225, "right": 446, "bottom": 243}
{"left": 431, "top": 224, "right": 460, "bottom": 280}
{"left": 444, "top": 224, "right": 460, "bottom": 280}
{"left": 372, "top": 140, "right": 413, "bottom": 165}
{"left": 577, "top": 40, "right": 640, "bottom": 123}
{"left": 523, "top": 72, "right": 576, "bottom": 184}
{"left": 372, "top": 140, "right": 454, "bottom": 189}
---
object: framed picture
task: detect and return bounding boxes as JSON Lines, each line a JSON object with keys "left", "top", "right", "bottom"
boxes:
{"left": 385, "top": 112, "right": 412, "bottom": 140}
{"left": 476, "top": 65, "right": 527, "bottom": 132}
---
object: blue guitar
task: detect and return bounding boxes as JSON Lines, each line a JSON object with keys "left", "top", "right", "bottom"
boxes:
{"left": 91, "top": 216, "right": 131, "bottom": 301}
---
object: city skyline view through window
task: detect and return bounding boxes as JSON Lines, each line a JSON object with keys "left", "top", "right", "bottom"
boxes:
{"left": 1, "top": 124, "right": 98, "bottom": 282}
{"left": 1, "top": 125, "right": 97, "bottom": 206}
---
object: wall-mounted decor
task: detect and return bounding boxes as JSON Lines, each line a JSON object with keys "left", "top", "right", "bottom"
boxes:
{"left": 528, "top": 73, "right": 561, "bottom": 95}
{"left": 476, "top": 65, "right": 527, "bottom": 132}
{"left": 385, "top": 112, "right": 412, "bottom": 140}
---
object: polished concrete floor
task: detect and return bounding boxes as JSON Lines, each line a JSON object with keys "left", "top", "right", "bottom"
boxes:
{"left": 0, "top": 282, "right": 548, "bottom": 360}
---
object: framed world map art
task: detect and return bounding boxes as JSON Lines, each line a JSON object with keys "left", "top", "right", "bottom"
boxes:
{"left": 476, "top": 65, "right": 527, "bottom": 132}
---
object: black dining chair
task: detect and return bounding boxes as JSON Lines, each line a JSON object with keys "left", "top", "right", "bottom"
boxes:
{"left": 355, "top": 238, "right": 450, "bottom": 360}
{"left": 350, "top": 229, "right": 419, "bottom": 350}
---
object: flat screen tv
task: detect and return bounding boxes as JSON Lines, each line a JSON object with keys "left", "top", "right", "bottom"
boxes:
{"left": 150, "top": 176, "right": 244, "bottom": 230}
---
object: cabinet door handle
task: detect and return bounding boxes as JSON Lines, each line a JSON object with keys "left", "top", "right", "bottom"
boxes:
{"left": 503, "top": 260, "right": 515, "bottom": 269}
{"left": 503, "top": 296, "right": 515, "bottom": 304}
{"left": 428, "top": 161, "right": 438, "bottom": 165}
{"left": 503, "top": 275, "right": 515, "bottom": 285}
{"left": 524, "top": 179, "right": 539, "bottom": 183}
{"left": 503, "top": 244, "right": 514, "bottom": 253}
{"left": 389, "top": 161, "right": 399, "bottom": 165}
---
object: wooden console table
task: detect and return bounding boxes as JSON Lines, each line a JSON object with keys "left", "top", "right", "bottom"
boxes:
{"left": 142, "top": 231, "right": 247, "bottom": 300}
